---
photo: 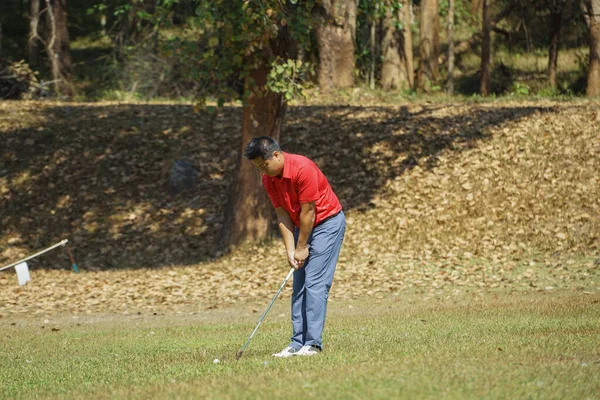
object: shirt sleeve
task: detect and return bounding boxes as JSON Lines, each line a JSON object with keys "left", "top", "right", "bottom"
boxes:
{"left": 297, "top": 165, "right": 320, "bottom": 203}
{"left": 262, "top": 175, "right": 281, "bottom": 208}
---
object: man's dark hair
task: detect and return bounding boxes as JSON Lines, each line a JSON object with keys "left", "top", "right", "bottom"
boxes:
{"left": 243, "top": 136, "right": 282, "bottom": 160}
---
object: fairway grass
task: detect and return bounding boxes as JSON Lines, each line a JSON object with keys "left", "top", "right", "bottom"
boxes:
{"left": 1, "top": 292, "right": 599, "bottom": 399}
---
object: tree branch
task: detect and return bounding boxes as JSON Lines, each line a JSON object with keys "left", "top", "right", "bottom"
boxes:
{"left": 29, "top": 6, "right": 47, "bottom": 47}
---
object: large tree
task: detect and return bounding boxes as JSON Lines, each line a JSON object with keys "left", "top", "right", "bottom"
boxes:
{"left": 315, "top": 0, "right": 357, "bottom": 92}
{"left": 186, "top": 1, "right": 311, "bottom": 249}
{"left": 582, "top": 0, "right": 600, "bottom": 96}
{"left": 381, "top": 0, "right": 414, "bottom": 90}
{"left": 417, "top": 0, "right": 440, "bottom": 92}
{"left": 219, "top": 34, "right": 298, "bottom": 249}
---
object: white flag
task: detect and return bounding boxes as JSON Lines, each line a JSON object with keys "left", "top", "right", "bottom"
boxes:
{"left": 15, "top": 262, "right": 31, "bottom": 286}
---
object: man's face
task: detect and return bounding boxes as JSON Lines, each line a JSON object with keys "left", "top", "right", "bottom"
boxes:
{"left": 251, "top": 152, "right": 284, "bottom": 176}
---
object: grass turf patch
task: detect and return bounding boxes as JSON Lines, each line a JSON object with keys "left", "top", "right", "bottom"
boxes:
{"left": 1, "top": 291, "right": 598, "bottom": 399}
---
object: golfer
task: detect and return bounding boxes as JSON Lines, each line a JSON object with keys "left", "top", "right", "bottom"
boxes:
{"left": 244, "top": 136, "right": 346, "bottom": 357}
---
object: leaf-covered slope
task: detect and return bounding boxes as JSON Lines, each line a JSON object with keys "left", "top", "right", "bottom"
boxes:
{"left": 0, "top": 100, "right": 598, "bottom": 314}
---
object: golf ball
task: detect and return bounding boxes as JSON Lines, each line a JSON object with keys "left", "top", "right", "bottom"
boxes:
{"left": 213, "top": 359, "right": 220, "bottom": 364}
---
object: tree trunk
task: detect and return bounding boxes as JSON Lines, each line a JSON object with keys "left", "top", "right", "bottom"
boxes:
{"left": 316, "top": 0, "right": 357, "bottom": 93}
{"left": 218, "top": 25, "right": 298, "bottom": 250}
{"left": 480, "top": 0, "right": 491, "bottom": 96}
{"left": 218, "top": 65, "right": 287, "bottom": 250}
{"left": 381, "top": 0, "right": 412, "bottom": 90}
{"left": 370, "top": 6, "right": 376, "bottom": 90}
{"left": 44, "top": 0, "right": 74, "bottom": 97}
{"left": 582, "top": 0, "right": 600, "bottom": 96}
{"left": 417, "top": 0, "right": 440, "bottom": 92}
{"left": 28, "top": 0, "right": 42, "bottom": 67}
{"left": 548, "top": 1, "right": 564, "bottom": 89}
{"left": 447, "top": 0, "right": 455, "bottom": 95}
{"left": 403, "top": 0, "right": 414, "bottom": 89}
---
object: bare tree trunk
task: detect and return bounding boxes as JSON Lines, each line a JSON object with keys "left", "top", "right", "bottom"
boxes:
{"left": 381, "top": 1, "right": 412, "bottom": 90}
{"left": 28, "top": 0, "right": 42, "bottom": 67}
{"left": 548, "top": 1, "right": 564, "bottom": 89}
{"left": 447, "top": 0, "right": 455, "bottom": 95}
{"left": 316, "top": 0, "right": 357, "bottom": 93}
{"left": 44, "top": 0, "right": 74, "bottom": 97}
{"left": 480, "top": 0, "right": 491, "bottom": 96}
{"left": 582, "top": 0, "right": 600, "bottom": 96}
{"left": 417, "top": 0, "right": 440, "bottom": 92}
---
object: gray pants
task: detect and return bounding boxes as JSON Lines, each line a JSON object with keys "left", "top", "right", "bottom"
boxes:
{"left": 291, "top": 211, "right": 346, "bottom": 350}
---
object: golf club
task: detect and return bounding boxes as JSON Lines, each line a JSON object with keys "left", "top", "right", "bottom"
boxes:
{"left": 236, "top": 267, "right": 295, "bottom": 360}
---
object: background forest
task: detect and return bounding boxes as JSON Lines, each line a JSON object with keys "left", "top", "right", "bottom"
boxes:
{"left": 0, "top": 0, "right": 599, "bottom": 101}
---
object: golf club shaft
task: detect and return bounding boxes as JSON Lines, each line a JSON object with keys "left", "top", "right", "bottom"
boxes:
{"left": 237, "top": 267, "right": 295, "bottom": 358}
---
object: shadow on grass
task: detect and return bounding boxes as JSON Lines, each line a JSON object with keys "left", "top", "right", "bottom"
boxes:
{"left": 0, "top": 102, "right": 558, "bottom": 270}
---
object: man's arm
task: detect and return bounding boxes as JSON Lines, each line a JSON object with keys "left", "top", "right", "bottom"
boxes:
{"left": 294, "top": 201, "right": 316, "bottom": 267}
{"left": 275, "top": 207, "right": 297, "bottom": 268}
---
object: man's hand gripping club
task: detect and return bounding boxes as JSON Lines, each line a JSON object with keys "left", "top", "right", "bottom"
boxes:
{"left": 276, "top": 202, "right": 316, "bottom": 270}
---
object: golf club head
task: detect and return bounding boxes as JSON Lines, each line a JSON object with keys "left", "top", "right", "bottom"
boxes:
{"left": 235, "top": 350, "right": 243, "bottom": 360}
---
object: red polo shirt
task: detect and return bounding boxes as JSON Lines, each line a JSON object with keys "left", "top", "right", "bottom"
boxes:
{"left": 262, "top": 152, "right": 342, "bottom": 228}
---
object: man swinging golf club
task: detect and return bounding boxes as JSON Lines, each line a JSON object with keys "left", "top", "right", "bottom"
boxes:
{"left": 244, "top": 136, "right": 346, "bottom": 357}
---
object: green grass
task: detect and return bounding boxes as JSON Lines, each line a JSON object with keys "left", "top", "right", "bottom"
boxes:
{"left": 1, "top": 292, "right": 599, "bottom": 399}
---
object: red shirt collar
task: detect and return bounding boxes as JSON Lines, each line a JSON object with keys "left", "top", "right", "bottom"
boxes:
{"left": 280, "top": 152, "right": 292, "bottom": 180}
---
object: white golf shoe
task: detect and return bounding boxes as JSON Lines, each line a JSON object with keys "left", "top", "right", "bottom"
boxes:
{"left": 296, "top": 345, "right": 321, "bottom": 356}
{"left": 272, "top": 346, "right": 301, "bottom": 358}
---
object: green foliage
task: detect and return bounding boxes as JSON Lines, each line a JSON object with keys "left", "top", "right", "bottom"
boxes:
{"left": 82, "top": 0, "right": 317, "bottom": 103}
{"left": 537, "top": 86, "right": 562, "bottom": 98}
{"left": 359, "top": 0, "right": 404, "bottom": 20}
{"left": 183, "top": 0, "right": 316, "bottom": 105}
{"left": 438, "top": 0, "right": 471, "bottom": 25}
{"left": 267, "top": 58, "right": 314, "bottom": 101}
{"left": 509, "top": 82, "right": 530, "bottom": 96}
{"left": 86, "top": 3, "right": 108, "bottom": 16}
